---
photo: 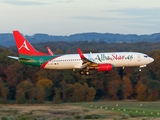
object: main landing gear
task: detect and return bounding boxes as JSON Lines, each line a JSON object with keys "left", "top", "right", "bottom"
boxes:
{"left": 73, "top": 69, "right": 90, "bottom": 75}
{"left": 80, "top": 70, "right": 90, "bottom": 75}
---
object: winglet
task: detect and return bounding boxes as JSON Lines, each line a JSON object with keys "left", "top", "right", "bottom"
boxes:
{"left": 47, "top": 46, "right": 54, "bottom": 56}
{"left": 77, "top": 48, "right": 85, "bottom": 59}
{"left": 77, "top": 48, "right": 95, "bottom": 68}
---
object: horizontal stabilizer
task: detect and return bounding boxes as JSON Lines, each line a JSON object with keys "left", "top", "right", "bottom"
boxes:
{"left": 8, "top": 56, "right": 19, "bottom": 60}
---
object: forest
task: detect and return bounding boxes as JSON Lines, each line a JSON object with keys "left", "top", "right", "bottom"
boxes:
{"left": 0, "top": 41, "right": 160, "bottom": 104}
{"left": 1, "top": 32, "right": 160, "bottom": 47}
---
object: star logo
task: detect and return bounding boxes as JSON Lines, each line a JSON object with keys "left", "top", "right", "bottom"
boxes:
{"left": 18, "top": 41, "right": 30, "bottom": 51}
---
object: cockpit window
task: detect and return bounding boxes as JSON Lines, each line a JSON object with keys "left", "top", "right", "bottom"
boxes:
{"left": 144, "top": 55, "right": 148, "bottom": 58}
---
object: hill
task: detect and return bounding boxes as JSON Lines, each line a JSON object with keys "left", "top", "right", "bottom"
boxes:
{"left": 1, "top": 32, "right": 160, "bottom": 47}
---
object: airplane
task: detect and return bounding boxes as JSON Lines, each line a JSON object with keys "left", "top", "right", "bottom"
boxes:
{"left": 8, "top": 30, "right": 154, "bottom": 75}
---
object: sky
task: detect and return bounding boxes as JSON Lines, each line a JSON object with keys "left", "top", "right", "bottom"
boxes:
{"left": 0, "top": 0, "right": 160, "bottom": 35}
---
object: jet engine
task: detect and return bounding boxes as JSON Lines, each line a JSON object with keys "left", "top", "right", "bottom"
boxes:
{"left": 97, "top": 64, "right": 113, "bottom": 71}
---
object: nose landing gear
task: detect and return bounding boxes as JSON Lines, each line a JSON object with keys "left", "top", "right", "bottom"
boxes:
{"left": 139, "top": 65, "right": 146, "bottom": 72}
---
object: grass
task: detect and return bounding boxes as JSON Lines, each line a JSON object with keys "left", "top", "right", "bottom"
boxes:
{"left": 0, "top": 101, "right": 160, "bottom": 119}
{"left": 66, "top": 101, "right": 160, "bottom": 117}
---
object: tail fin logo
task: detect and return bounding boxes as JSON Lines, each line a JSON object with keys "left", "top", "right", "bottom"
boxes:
{"left": 18, "top": 41, "right": 30, "bottom": 51}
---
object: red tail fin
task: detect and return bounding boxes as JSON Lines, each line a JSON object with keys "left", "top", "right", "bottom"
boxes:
{"left": 13, "top": 30, "right": 48, "bottom": 56}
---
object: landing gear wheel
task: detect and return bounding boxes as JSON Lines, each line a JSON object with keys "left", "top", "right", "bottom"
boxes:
{"left": 80, "top": 70, "right": 84, "bottom": 75}
{"left": 85, "top": 71, "right": 90, "bottom": 75}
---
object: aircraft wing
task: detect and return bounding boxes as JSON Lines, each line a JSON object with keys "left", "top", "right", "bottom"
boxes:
{"left": 77, "top": 48, "right": 98, "bottom": 68}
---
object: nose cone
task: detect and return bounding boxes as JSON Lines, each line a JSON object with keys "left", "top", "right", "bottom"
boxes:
{"left": 150, "top": 57, "right": 154, "bottom": 63}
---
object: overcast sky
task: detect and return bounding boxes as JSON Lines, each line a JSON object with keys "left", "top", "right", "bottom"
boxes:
{"left": 0, "top": 0, "right": 160, "bottom": 35}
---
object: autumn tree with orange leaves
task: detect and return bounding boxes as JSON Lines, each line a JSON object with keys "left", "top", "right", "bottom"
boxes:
{"left": 108, "top": 80, "right": 121, "bottom": 100}
{"left": 122, "top": 76, "right": 133, "bottom": 99}
{"left": 136, "top": 81, "right": 147, "bottom": 101}
{"left": 36, "top": 78, "right": 53, "bottom": 100}
{"left": 53, "top": 88, "right": 61, "bottom": 104}
{"left": 66, "top": 82, "right": 96, "bottom": 102}
{"left": 1, "top": 44, "right": 160, "bottom": 103}
{"left": 86, "top": 87, "right": 96, "bottom": 102}
{"left": 16, "top": 80, "right": 34, "bottom": 103}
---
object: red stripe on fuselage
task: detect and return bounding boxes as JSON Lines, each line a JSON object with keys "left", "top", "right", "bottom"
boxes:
{"left": 41, "top": 56, "right": 60, "bottom": 68}
{"left": 41, "top": 61, "right": 49, "bottom": 68}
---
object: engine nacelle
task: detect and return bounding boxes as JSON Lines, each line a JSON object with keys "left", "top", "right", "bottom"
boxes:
{"left": 98, "top": 64, "right": 113, "bottom": 72}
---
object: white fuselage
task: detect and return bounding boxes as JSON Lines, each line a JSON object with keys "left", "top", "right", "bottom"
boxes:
{"left": 44, "top": 52, "right": 154, "bottom": 70}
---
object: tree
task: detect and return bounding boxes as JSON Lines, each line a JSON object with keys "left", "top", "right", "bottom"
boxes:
{"left": 16, "top": 89, "right": 25, "bottom": 104}
{"left": 4, "top": 62, "right": 24, "bottom": 86}
{"left": 137, "top": 82, "right": 147, "bottom": 101}
{"left": 66, "top": 82, "right": 96, "bottom": 102}
{"left": 55, "top": 48, "right": 63, "bottom": 54}
{"left": 90, "top": 74, "right": 104, "bottom": 99}
{"left": 108, "top": 80, "right": 121, "bottom": 100}
{"left": 60, "top": 80, "right": 67, "bottom": 102}
{"left": 36, "top": 85, "right": 45, "bottom": 103}
{"left": 122, "top": 76, "right": 133, "bottom": 99}
{"left": 147, "top": 80, "right": 160, "bottom": 101}
{"left": 104, "top": 69, "right": 121, "bottom": 99}
{"left": 66, "top": 84, "right": 75, "bottom": 102}
{"left": 73, "top": 83, "right": 85, "bottom": 102}
{"left": 36, "top": 69, "right": 48, "bottom": 81}
{"left": 0, "top": 78, "right": 9, "bottom": 103}
{"left": 16, "top": 80, "right": 33, "bottom": 103}
{"left": 36, "top": 78, "right": 53, "bottom": 100}
{"left": 86, "top": 87, "right": 96, "bottom": 102}
{"left": 53, "top": 88, "right": 61, "bottom": 104}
